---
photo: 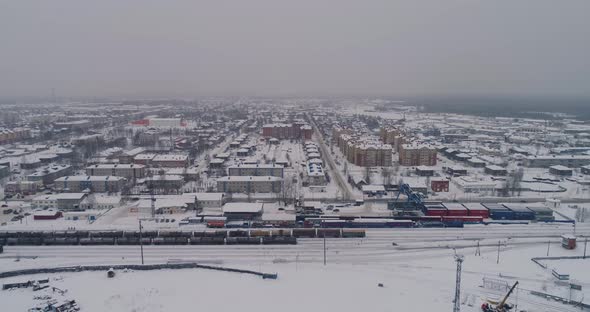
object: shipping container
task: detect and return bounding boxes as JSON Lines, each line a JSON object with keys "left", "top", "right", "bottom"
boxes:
{"left": 443, "top": 203, "right": 469, "bottom": 217}
{"left": 463, "top": 203, "right": 490, "bottom": 218}
{"left": 341, "top": 229, "right": 366, "bottom": 238}
{"left": 503, "top": 204, "right": 536, "bottom": 220}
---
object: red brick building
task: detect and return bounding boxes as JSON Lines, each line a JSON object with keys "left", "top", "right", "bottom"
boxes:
{"left": 262, "top": 123, "right": 312, "bottom": 140}
{"left": 431, "top": 179, "right": 449, "bottom": 192}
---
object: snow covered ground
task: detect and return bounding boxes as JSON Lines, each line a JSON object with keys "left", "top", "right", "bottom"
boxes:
{"left": 1, "top": 224, "right": 589, "bottom": 311}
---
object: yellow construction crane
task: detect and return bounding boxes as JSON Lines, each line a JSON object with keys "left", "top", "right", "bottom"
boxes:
{"left": 481, "top": 281, "right": 519, "bottom": 312}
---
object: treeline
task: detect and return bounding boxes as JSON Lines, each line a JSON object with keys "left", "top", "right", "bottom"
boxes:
{"left": 412, "top": 96, "right": 590, "bottom": 120}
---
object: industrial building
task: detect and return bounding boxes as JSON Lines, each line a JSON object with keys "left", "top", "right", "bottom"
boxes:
{"left": 222, "top": 202, "right": 264, "bottom": 220}
{"left": 31, "top": 193, "right": 87, "bottom": 210}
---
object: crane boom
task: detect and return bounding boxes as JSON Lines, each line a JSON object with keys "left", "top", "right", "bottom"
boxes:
{"left": 498, "top": 281, "right": 519, "bottom": 311}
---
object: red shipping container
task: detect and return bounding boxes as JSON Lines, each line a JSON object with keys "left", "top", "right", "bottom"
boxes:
{"left": 426, "top": 208, "right": 448, "bottom": 217}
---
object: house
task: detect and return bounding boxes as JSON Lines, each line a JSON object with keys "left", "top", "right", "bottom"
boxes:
{"left": 446, "top": 166, "right": 468, "bottom": 176}
{"left": 485, "top": 165, "right": 508, "bottom": 176}
{"left": 183, "top": 192, "right": 225, "bottom": 208}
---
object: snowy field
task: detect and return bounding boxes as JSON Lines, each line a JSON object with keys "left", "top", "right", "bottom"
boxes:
{"left": 1, "top": 224, "right": 589, "bottom": 311}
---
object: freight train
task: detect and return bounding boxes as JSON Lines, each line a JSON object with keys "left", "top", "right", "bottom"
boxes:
{"left": 0, "top": 228, "right": 367, "bottom": 247}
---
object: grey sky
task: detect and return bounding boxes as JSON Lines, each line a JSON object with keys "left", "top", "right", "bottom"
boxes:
{"left": 1, "top": 0, "right": 589, "bottom": 98}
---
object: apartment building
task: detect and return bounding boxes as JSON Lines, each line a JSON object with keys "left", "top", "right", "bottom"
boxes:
{"left": 336, "top": 133, "right": 393, "bottom": 167}
{"left": 152, "top": 154, "right": 189, "bottom": 167}
{"left": 86, "top": 164, "right": 145, "bottom": 179}
{"left": 0, "top": 128, "right": 31, "bottom": 145}
{"left": 27, "top": 164, "right": 73, "bottom": 185}
{"left": 144, "top": 174, "right": 184, "bottom": 190}
{"left": 525, "top": 155, "right": 590, "bottom": 168}
{"left": 55, "top": 176, "right": 127, "bottom": 193}
{"left": 216, "top": 176, "right": 283, "bottom": 193}
{"left": 227, "top": 164, "right": 284, "bottom": 177}
{"left": 379, "top": 127, "right": 406, "bottom": 151}
{"left": 262, "top": 123, "right": 313, "bottom": 140}
{"left": 399, "top": 144, "right": 438, "bottom": 166}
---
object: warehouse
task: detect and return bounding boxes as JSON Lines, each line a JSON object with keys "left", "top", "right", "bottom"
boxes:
{"left": 222, "top": 202, "right": 264, "bottom": 220}
{"left": 32, "top": 193, "right": 87, "bottom": 210}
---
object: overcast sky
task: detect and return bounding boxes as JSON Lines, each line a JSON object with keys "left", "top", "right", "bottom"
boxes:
{"left": 1, "top": 0, "right": 589, "bottom": 98}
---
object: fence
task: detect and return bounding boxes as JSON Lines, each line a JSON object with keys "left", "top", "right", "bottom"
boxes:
{"left": 0, "top": 263, "right": 278, "bottom": 280}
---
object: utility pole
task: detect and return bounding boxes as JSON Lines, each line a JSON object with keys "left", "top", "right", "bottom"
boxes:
{"left": 584, "top": 238, "right": 588, "bottom": 259}
{"left": 547, "top": 240, "right": 550, "bottom": 257}
{"left": 453, "top": 255, "right": 464, "bottom": 312}
{"left": 322, "top": 220, "right": 327, "bottom": 266}
{"left": 139, "top": 219, "right": 144, "bottom": 265}
{"left": 497, "top": 240, "right": 501, "bottom": 264}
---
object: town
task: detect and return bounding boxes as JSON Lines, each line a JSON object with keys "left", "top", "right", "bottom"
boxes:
{"left": 1, "top": 99, "right": 588, "bottom": 231}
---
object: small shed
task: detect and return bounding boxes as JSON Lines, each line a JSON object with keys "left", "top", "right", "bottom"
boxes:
{"left": 549, "top": 165, "right": 573, "bottom": 176}
{"left": 561, "top": 235, "right": 576, "bottom": 249}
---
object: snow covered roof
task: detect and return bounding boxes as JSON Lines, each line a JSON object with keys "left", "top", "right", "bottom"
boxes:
{"left": 362, "top": 185, "right": 385, "bottom": 192}
{"left": 222, "top": 202, "right": 264, "bottom": 213}
{"left": 217, "top": 176, "right": 282, "bottom": 182}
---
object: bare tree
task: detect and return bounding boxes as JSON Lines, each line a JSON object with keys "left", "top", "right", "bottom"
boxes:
{"left": 509, "top": 167, "right": 524, "bottom": 196}
{"left": 364, "top": 166, "right": 371, "bottom": 185}
{"left": 381, "top": 167, "right": 393, "bottom": 186}
{"left": 281, "top": 176, "right": 296, "bottom": 206}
